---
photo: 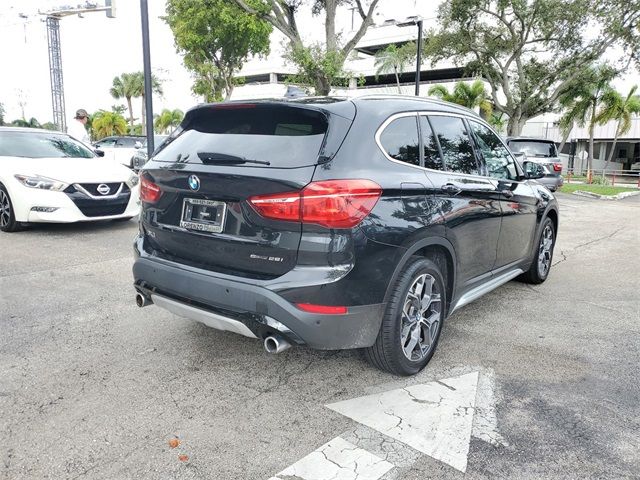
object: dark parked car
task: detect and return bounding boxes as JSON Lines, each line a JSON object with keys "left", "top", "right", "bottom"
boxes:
{"left": 506, "top": 137, "right": 564, "bottom": 191}
{"left": 131, "top": 135, "right": 168, "bottom": 171}
{"left": 133, "top": 96, "right": 558, "bottom": 375}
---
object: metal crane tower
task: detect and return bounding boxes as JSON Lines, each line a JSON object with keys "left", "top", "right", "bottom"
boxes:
{"left": 41, "top": 1, "right": 116, "bottom": 132}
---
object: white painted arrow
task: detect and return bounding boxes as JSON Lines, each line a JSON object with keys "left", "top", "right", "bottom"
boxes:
{"left": 326, "top": 371, "right": 479, "bottom": 473}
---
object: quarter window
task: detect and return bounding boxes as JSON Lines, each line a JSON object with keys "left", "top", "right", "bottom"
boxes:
{"left": 420, "top": 117, "right": 444, "bottom": 170}
{"left": 469, "top": 121, "right": 517, "bottom": 180}
{"left": 379, "top": 116, "right": 420, "bottom": 167}
{"left": 429, "top": 116, "right": 478, "bottom": 175}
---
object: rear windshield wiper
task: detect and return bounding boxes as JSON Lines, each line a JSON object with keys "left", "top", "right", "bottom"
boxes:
{"left": 197, "top": 152, "right": 271, "bottom": 166}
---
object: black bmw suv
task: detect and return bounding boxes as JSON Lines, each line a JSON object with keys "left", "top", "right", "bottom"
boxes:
{"left": 133, "top": 96, "right": 558, "bottom": 376}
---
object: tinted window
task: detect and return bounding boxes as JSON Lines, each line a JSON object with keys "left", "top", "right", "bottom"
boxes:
{"left": 419, "top": 116, "right": 443, "bottom": 170}
{"left": 380, "top": 116, "right": 420, "bottom": 167}
{"left": 508, "top": 140, "right": 557, "bottom": 158}
{"left": 429, "top": 116, "right": 478, "bottom": 175}
{"left": 469, "top": 121, "right": 517, "bottom": 180}
{"left": 154, "top": 105, "right": 328, "bottom": 167}
{"left": 0, "top": 131, "right": 95, "bottom": 158}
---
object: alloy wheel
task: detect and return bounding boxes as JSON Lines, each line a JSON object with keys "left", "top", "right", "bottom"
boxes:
{"left": 0, "top": 190, "right": 10, "bottom": 228}
{"left": 538, "top": 225, "right": 553, "bottom": 277}
{"left": 400, "top": 273, "right": 442, "bottom": 361}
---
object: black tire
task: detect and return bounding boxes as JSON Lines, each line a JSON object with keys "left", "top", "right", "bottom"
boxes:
{"left": 364, "top": 257, "right": 446, "bottom": 376}
{"left": 0, "top": 186, "right": 22, "bottom": 233}
{"left": 519, "top": 217, "right": 555, "bottom": 284}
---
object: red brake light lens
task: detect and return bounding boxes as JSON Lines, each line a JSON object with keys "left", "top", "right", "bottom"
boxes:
{"left": 296, "top": 303, "right": 348, "bottom": 314}
{"left": 248, "top": 179, "right": 382, "bottom": 229}
{"left": 140, "top": 176, "right": 162, "bottom": 203}
{"left": 553, "top": 163, "right": 562, "bottom": 173}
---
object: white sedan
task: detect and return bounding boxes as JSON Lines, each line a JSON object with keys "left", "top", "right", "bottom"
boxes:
{"left": 0, "top": 127, "right": 140, "bottom": 233}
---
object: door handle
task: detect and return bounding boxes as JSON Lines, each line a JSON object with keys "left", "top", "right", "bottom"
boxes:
{"left": 441, "top": 183, "right": 462, "bottom": 195}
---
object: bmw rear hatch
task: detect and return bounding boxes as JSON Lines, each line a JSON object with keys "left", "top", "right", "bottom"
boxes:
{"left": 139, "top": 100, "right": 355, "bottom": 278}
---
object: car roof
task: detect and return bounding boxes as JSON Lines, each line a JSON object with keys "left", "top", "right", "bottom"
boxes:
{"left": 506, "top": 137, "right": 555, "bottom": 142}
{"left": 0, "top": 126, "right": 65, "bottom": 134}
{"left": 185, "top": 95, "right": 480, "bottom": 124}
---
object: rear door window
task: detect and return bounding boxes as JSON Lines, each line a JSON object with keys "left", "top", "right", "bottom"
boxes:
{"left": 429, "top": 115, "right": 479, "bottom": 175}
{"left": 154, "top": 104, "right": 328, "bottom": 168}
{"left": 469, "top": 121, "right": 517, "bottom": 180}
{"left": 419, "top": 116, "right": 444, "bottom": 170}
{"left": 379, "top": 115, "right": 420, "bottom": 167}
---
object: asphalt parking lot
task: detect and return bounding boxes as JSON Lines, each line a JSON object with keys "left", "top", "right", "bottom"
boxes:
{"left": 1, "top": 192, "right": 639, "bottom": 480}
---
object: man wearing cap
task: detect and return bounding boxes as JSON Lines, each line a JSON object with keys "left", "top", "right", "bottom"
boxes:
{"left": 68, "top": 108, "right": 91, "bottom": 145}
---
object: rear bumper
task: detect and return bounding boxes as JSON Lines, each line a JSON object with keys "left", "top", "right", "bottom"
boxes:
{"left": 132, "top": 241, "right": 384, "bottom": 350}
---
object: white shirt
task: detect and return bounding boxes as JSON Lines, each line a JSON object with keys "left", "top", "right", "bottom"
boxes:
{"left": 68, "top": 120, "right": 91, "bottom": 146}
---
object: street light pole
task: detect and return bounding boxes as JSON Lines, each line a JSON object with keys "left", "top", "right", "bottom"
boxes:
{"left": 140, "top": 0, "right": 154, "bottom": 156}
{"left": 415, "top": 19, "right": 423, "bottom": 96}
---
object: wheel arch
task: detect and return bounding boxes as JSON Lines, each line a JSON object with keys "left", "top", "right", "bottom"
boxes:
{"left": 384, "top": 237, "right": 457, "bottom": 316}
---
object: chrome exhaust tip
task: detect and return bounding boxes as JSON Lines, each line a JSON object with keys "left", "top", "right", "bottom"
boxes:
{"left": 135, "top": 292, "right": 152, "bottom": 308}
{"left": 264, "top": 335, "right": 291, "bottom": 354}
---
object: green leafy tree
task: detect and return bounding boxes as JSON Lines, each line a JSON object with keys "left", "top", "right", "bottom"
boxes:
{"left": 0, "top": 102, "right": 5, "bottom": 126}
{"left": 424, "top": 0, "right": 640, "bottom": 136}
{"left": 374, "top": 43, "right": 416, "bottom": 93}
{"left": 110, "top": 73, "right": 140, "bottom": 128}
{"left": 233, "top": 0, "right": 381, "bottom": 95}
{"left": 41, "top": 122, "right": 58, "bottom": 131}
{"left": 133, "top": 72, "right": 163, "bottom": 134}
{"left": 92, "top": 110, "right": 128, "bottom": 139}
{"left": 557, "top": 66, "right": 616, "bottom": 173}
{"left": 11, "top": 118, "right": 41, "bottom": 128}
{"left": 596, "top": 85, "right": 640, "bottom": 169}
{"left": 154, "top": 108, "right": 184, "bottom": 134}
{"left": 428, "top": 80, "right": 492, "bottom": 116}
{"left": 165, "top": 0, "right": 271, "bottom": 101}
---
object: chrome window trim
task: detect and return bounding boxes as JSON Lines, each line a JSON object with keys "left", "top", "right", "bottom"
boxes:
{"left": 375, "top": 110, "right": 500, "bottom": 181}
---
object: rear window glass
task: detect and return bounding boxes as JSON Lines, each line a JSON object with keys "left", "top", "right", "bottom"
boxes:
{"left": 154, "top": 105, "right": 328, "bottom": 168}
{"left": 508, "top": 140, "right": 557, "bottom": 158}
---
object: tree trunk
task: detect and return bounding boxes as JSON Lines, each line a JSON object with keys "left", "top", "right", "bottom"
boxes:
{"left": 587, "top": 101, "right": 597, "bottom": 177}
{"left": 604, "top": 121, "right": 621, "bottom": 171}
{"left": 557, "top": 127, "right": 572, "bottom": 157}
{"left": 506, "top": 115, "right": 527, "bottom": 137}
{"left": 126, "top": 97, "right": 134, "bottom": 128}
{"left": 394, "top": 66, "right": 401, "bottom": 94}
{"left": 315, "top": 74, "right": 332, "bottom": 96}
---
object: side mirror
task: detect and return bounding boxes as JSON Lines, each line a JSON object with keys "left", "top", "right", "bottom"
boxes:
{"left": 95, "top": 149, "right": 105, "bottom": 157}
{"left": 523, "top": 161, "right": 545, "bottom": 179}
{"left": 134, "top": 141, "right": 143, "bottom": 149}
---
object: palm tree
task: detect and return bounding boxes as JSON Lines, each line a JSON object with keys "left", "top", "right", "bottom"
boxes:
{"left": 110, "top": 73, "right": 140, "bottom": 129}
{"left": 428, "top": 80, "right": 492, "bottom": 116}
{"left": 595, "top": 85, "right": 640, "bottom": 170}
{"left": 11, "top": 117, "right": 41, "bottom": 128}
{"left": 557, "top": 66, "right": 615, "bottom": 174}
{"left": 134, "top": 72, "right": 163, "bottom": 133}
{"left": 154, "top": 108, "right": 184, "bottom": 134}
{"left": 374, "top": 43, "right": 416, "bottom": 93}
{"left": 92, "top": 111, "right": 128, "bottom": 139}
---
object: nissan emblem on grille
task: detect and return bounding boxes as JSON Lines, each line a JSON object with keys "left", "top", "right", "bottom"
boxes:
{"left": 96, "top": 184, "right": 111, "bottom": 195}
{"left": 188, "top": 175, "right": 200, "bottom": 191}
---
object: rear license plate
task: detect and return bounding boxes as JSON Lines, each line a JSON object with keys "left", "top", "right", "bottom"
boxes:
{"left": 180, "top": 198, "right": 227, "bottom": 233}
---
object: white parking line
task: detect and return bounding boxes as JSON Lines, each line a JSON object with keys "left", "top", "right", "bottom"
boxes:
{"left": 326, "top": 372, "right": 479, "bottom": 473}
{"left": 269, "top": 436, "right": 394, "bottom": 480}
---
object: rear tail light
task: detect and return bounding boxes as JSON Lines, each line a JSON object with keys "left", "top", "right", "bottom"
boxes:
{"left": 296, "top": 303, "right": 348, "bottom": 314}
{"left": 140, "top": 176, "right": 162, "bottom": 203}
{"left": 249, "top": 179, "right": 382, "bottom": 229}
{"left": 553, "top": 163, "right": 562, "bottom": 173}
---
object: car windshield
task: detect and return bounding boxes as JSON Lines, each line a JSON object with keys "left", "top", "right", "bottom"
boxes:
{"left": 0, "top": 131, "right": 95, "bottom": 158}
{"left": 508, "top": 140, "right": 557, "bottom": 158}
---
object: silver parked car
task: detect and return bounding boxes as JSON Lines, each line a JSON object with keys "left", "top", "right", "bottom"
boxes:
{"left": 131, "top": 135, "right": 168, "bottom": 171}
{"left": 507, "top": 137, "right": 564, "bottom": 191}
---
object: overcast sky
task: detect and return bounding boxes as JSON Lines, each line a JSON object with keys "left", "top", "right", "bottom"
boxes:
{"left": 0, "top": 0, "right": 637, "bottom": 126}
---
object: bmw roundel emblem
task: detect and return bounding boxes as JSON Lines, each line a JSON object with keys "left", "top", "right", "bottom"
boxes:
{"left": 188, "top": 175, "right": 200, "bottom": 191}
